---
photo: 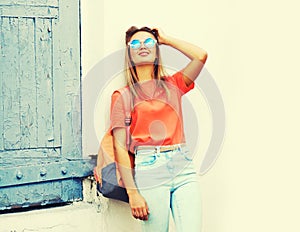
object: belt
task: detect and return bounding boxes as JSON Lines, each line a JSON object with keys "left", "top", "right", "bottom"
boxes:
{"left": 135, "top": 144, "right": 185, "bottom": 153}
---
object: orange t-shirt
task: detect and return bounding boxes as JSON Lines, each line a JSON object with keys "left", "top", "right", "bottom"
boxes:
{"left": 110, "top": 71, "right": 194, "bottom": 153}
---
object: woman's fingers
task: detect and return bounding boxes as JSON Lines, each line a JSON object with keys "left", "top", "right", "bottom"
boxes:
{"left": 128, "top": 192, "right": 150, "bottom": 220}
{"left": 132, "top": 207, "right": 149, "bottom": 220}
{"left": 153, "top": 27, "right": 168, "bottom": 45}
{"left": 142, "top": 207, "right": 149, "bottom": 220}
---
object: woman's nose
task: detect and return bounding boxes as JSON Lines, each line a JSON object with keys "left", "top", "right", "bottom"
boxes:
{"left": 139, "top": 42, "right": 147, "bottom": 49}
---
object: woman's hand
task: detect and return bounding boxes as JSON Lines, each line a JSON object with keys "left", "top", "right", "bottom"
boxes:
{"left": 127, "top": 190, "right": 150, "bottom": 221}
{"left": 152, "top": 27, "right": 207, "bottom": 85}
{"left": 153, "top": 27, "right": 169, "bottom": 45}
{"left": 93, "top": 166, "right": 102, "bottom": 187}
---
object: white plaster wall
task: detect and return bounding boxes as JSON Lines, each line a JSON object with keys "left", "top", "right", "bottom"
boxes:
{"left": 0, "top": 180, "right": 143, "bottom": 232}
{"left": 81, "top": 0, "right": 300, "bottom": 231}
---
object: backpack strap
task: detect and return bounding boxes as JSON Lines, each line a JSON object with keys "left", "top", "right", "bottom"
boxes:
{"left": 117, "top": 87, "right": 132, "bottom": 150}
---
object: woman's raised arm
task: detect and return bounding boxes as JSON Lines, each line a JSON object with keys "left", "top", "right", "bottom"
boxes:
{"left": 155, "top": 28, "right": 208, "bottom": 86}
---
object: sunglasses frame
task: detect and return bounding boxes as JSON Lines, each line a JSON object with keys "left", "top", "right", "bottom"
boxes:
{"left": 127, "top": 37, "right": 157, "bottom": 50}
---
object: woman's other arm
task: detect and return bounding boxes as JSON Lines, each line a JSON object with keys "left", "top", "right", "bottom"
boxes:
{"left": 113, "top": 128, "right": 150, "bottom": 220}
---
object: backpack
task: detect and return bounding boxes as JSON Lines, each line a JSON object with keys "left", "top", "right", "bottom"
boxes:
{"left": 93, "top": 88, "right": 133, "bottom": 203}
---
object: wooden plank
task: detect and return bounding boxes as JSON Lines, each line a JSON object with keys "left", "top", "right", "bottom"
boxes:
{"left": 0, "top": 74, "right": 3, "bottom": 151}
{"left": 0, "top": 0, "right": 91, "bottom": 211}
{"left": 0, "top": 5, "right": 58, "bottom": 18}
{"left": 0, "top": 181, "right": 64, "bottom": 210}
{"left": 0, "top": 0, "right": 58, "bottom": 7}
{"left": 52, "top": 18, "right": 62, "bottom": 148}
{"left": 0, "top": 148, "right": 61, "bottom": 159}
{"left": 0, "top": 179, "right": 82, "bottom": 210}
{"left": 0, "top": 158, "right": 93, "bottom": 187}
{"left": 61, "top": 179, "right": 83, "bottom": 202}
{"left": 35, "top": 18, "right": 54, "bottom": 148}
{"left": 54, "top": 0, "right": 81, "bottom": 157}
{"left": 2, "top": 17, "right": 21, "bottom": 150}
{"left": 18, "top": 18, "right": 37, "bottom": 149}
{"left": 0, "top": 17, "right": 4, "bottom": 151}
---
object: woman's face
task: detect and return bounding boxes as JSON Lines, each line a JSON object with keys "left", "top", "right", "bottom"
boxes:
{"left": 128, "top": 31, "right": 157, "bottom": 66}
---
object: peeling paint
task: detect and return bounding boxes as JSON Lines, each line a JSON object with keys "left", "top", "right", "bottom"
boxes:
{"left": 0, "top": 0, "right": 88, "bottom": 211}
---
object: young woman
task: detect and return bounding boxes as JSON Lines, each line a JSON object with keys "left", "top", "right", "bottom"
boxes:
{"left": 110, "top": 26, "right": 207, "bottom": 232}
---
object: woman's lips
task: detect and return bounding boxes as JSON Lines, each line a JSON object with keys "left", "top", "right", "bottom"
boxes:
{"left": 138, "top": 51, "right": 149, "bottom": 56}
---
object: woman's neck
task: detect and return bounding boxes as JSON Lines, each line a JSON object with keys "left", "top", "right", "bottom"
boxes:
{"left": 136, "top": 64, "right": 154, "bottom": 82}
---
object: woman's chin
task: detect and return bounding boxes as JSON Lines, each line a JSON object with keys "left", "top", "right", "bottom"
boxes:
{"left": 133, "top": 60, "right": 155, "bottom": 66}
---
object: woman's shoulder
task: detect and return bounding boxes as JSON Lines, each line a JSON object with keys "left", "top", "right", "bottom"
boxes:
{"left": 111, "top": 85, "right": 131, "bottom": 105}
{"left": 112, "top": 85, "right": 130, "bottom": 96}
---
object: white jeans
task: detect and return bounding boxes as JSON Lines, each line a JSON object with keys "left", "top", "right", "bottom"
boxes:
{"left": 134, "top": 145, "right": 202, "bottom": 232}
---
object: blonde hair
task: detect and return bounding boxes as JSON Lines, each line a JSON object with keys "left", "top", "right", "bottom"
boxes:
{"left": 124, "top": 26, "right": 169, "bottom": 98}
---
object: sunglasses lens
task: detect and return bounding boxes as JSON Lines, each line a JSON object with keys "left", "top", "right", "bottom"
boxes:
{"left": 129, "top": 38, "right": 156, "bottom": 49}
{"left": 144, "top": 38, "right": 156, "bottom": 48}
{"left": 129, "top": 40, "right": 141, "bottom": 49}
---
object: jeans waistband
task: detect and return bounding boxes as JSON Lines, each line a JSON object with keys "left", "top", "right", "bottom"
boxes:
{"left": 135, "top": 143, "right": 186, "bottom": 154}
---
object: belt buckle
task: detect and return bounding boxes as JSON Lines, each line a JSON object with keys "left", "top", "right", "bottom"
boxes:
{"left": 160, "top": 145, "right": 177, "bottom": 153}
{"left": 136, "top": 144, "right": 183, "bottom": 154}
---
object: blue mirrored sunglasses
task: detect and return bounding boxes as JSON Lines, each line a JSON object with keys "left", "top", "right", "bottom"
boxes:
{"left": 128, "top": 38, "right": 157, "bottom": 50}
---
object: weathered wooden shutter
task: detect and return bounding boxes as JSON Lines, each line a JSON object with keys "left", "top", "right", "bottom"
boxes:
{"left": 0, "top": 0, "right": 93, "bottom": 210}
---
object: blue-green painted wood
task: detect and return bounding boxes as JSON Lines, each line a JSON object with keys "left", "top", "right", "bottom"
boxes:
{"left": 0, "top": 158, "right": 94, "bottom": 187}
{"left": 0, "top": 0, "right": 58, "bottom": 7}
{"left": 19, "top": 18, "right": 37, "bottom": 149}
{"left": 54, "top": 0, "right": 81, "bottom": 158}
{"left": 0, "top": 148, "right": 60, "bottom": 159}
{"left": 0, "top": 179, "right": 83, "bottom": 210}
{"left": 0, "top": 16, "right": 4, "bottom": 151}
{"left": 52, "top": 19, "right": 62, "bottom": 148}
{"left": 0, "top": 4, "right": 58, "bottom": 18}
{"left": 2, "top": 17, "right": 21, "bottom": 150}
{"left": 0, "top": 0, "right": 94, "bottom": 211}
{"left": 36, "top": 17, "right": 55, "bottom": 148}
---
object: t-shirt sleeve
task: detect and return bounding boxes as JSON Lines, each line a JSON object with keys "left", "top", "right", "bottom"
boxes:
{"left": 168, "top": 71, "right": 195, "bottom": 94}
{"left": 110, "top": 90, "right": 126, "bottom": 133}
